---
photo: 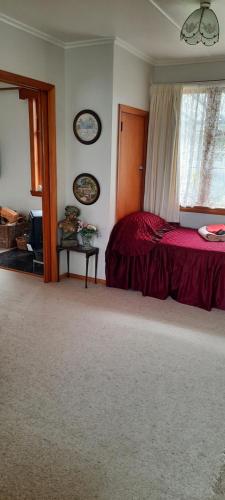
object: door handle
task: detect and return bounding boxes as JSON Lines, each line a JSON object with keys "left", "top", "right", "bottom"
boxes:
{"left": 139, "top": 166, "right": 144, "bottom": 171}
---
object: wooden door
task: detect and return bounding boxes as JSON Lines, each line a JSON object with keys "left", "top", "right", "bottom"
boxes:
{"left": 0, "top": 69, "right": 57, "bottom": 282}
{"left": 116, "top": 105, "right": 148, "bottom": 221}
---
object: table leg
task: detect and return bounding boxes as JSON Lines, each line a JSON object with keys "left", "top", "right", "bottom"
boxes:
{"left": 85, "top": 255, "right": 89, "bottom": 288}
{"left": 57, "top": 251, "right": 60, "bottom": 282}
{"left": 67, "top": 249, "right": 70, "bottom": 277}
{"left": 95, "top": 251, "right": 98, "bottom": 284}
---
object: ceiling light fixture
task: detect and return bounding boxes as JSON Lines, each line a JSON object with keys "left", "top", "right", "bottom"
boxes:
{"left": 180, "top": 0, "right": 219, "bottom": 46}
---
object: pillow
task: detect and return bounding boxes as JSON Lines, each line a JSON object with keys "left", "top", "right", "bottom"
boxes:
{"left": 198, "top": 225, "right": 225, "bottom": 242}
{"left": 207, "top": 224, "right": 225, "bottom": 233}
{"left": 106, "top": 211, "right": 173, "bottom": 257}
{"left": 118, "top": 211, "right": 169, "bottom": 239}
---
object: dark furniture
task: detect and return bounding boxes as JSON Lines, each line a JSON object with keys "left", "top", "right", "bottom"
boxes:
{"left": 0, "top": 248, "right": 43, "bottom": 275}
{"left": 57, "top": 245, "right": 99, "bottom": 288}
{"left": 29, "top": 210, "right": 44, "bottom": 272}
{"left": 32, "top": 250, "right": 44, "bottom": 273}
{"left": 29, "top": 210, "right": 43, "bottom": 249}
{"left": 106, "top": 211, "right": 225, "bottom": 311}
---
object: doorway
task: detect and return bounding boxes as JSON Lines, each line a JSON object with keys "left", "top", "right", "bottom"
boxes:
{"left": 116, "top": 105, "right": 149, "bottom": 221}
{"left": 0, "top": 70, "right": 57, "bottom": 282}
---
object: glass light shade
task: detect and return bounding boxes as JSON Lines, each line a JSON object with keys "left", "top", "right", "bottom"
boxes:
{"left": 180, "top": 2, "right": 219, "bottom": 46}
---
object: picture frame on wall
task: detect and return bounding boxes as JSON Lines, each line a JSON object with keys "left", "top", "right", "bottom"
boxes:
{"left": 73, "top": 173, "right": 100, "bottom": 205}
{"left": 73, "top": 110, "right": 102, "bottom": 145}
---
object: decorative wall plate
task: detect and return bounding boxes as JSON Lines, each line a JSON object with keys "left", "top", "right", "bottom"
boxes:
{"left": 73, "top": 110, "right": 102, "bottom": 145}
{"left": 73, "top": 173, "right": 100, "bottom": 205}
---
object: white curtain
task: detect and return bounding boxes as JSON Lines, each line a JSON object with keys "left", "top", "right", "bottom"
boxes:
{"left": 180, "top": 86, "right": 225, "bottom": 209}
{"left": 144, "top": 84, "right": 183, "bottom": 222}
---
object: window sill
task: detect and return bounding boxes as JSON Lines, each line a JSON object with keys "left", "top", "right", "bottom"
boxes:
{"left": 180, "top": 206, "right": 225, "bottom": 216}
{"left": 30, "top": 190, "right": 42, "bottom": 197}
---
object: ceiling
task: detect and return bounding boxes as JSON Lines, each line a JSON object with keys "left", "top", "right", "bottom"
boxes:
{"left": 0, "top": 0, "right": 224, "bottom": 63}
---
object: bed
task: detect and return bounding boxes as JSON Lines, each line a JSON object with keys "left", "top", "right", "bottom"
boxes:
{"left": 105, "top": 211, "right": 225, "bottom": 311}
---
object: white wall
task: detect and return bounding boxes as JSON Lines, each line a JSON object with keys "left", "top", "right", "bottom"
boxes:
{"left": 3, "top": 20, "right": 220, "bottom": 274}
{"left": 0, "top": 91, "right": 41, "bottom": 214}
{"left": 153, "top": 61, "right": 225, "bottom": 85}
{"left": 114, "top": 45, "right": 152, "bottom": 110}
{"left": 65, "top": 44, "right": 114, "bottom": 279}
{"left": 154, "top": 60, "right": 225, "bottom": 228}
{"left": 64, "top": 44, "right": 152, "bottom": 279}
{"left": 0, "top": 21, "right": 65, "bottom": 218}
{"left": 180, "top": 211, "right": 225, "bottom": 228}
{"left": 0, "top": 23, "right": 152, "bottom": 279}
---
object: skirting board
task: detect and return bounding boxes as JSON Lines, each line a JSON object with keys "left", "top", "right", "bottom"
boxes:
{"left": 60, "top": 273, "right": 106, "bottom": 285}
{"left": 0, "top": 266, "right": 42, "bottom": 279}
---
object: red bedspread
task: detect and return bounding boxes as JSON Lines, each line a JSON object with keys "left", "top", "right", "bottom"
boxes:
{"left": 161, "top": 227, "right": 225, "bottom": 252}
{"left": 107, "top": 211, "right": 172, "bottom": 256}
{"left": 106, "top": 212, "right": 225, "bottom": 311}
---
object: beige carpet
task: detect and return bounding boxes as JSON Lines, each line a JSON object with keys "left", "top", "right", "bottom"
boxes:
{"left": 1, "top": 269, "right": 225, "bottom": 500}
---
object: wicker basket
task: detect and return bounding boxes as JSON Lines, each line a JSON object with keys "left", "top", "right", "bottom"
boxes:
{"left": 16, "top": 236, "right": 28, "bottom": 251}
{"left": 0, "top": 222, "right": 27, "bottom": 249}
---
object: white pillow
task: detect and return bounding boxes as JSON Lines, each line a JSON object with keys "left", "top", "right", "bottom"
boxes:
{"left": 198, "top": 226, "right": 225, "bottom": 242}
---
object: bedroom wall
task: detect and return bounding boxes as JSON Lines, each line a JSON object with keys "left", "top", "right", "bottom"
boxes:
{"left": 0, "top": 25, "right": 152, "bottom": 279}
{"left": 64, "top": 43, "right": 114, "bottom": 279}
{"left": 153, "top": 60, "right": 225, "bottom": 85}
{"left": 64, "top": 43, "right": 152, "bottom": 280}
{"left": 0, "top": 21, "right": 65, "bottom": 218}
{"left": 153, "top": 60, "right": 225, "bottom": 228}
{"left": 0, "top": 91, "right": 41, "bottom": 215}
{"left": 2, "top": 21, "right": 221, "bottom": 274}
{"left": 113, "top": 44, "right": 152, "bottom": 110}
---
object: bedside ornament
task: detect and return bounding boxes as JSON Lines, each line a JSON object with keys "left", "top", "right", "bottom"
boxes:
{"left": 58, "top": 205, "right": 80, "bottom": 247}
{"left": 73, "top": 110, "right": 102, "bottom": 144}
{"left": 73, "top": 173, "right": 100, "bottom": 205}
{"left": 77, "top": 221, "right": 98, "bottom": 249}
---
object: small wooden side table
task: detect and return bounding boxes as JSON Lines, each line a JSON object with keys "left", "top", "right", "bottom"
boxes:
{"left": 57, "top": 245, "right": 99, "bottom": 288}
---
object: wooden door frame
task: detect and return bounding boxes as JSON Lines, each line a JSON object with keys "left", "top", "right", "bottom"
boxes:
{"left": 116, "top": 104, "right": 149, "bottom": 221}
{"left": 0, "top": 69, "right": 58, "bottom": 282}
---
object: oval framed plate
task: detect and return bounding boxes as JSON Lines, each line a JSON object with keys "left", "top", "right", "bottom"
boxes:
{"left": 73, "top": 173, "right": 100, "bottom": 205}
{"left": 73, "top": 110, "right": 102, "bottom": 145}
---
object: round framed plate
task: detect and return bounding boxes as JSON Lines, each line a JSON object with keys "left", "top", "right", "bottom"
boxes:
{"left": 73, "top": 110, "right": 102, "bottom": 145}
{"left": 73, "top": 173, "right": 100, "bottom": 205}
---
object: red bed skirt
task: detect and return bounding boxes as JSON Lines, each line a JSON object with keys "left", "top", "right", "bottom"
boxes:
{"left": 106, "top": 227, "right": 225, "bottom": 311}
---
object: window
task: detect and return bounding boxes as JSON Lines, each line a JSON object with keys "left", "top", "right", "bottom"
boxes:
{"left": 19, "top": 89, "right": 43, "bottom": 197}
{"left": 179, "top": 86, "right": 225, "bottom": 213}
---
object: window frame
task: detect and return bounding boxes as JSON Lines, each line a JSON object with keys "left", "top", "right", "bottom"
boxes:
{"left": 179, "top": 85, "right": 225, "bottom": 215}
{"left": 180, "top": 205, "right": 225, "bottom": 215}
{"left": 19, "top": 88, "right": 43, "bottom": 197}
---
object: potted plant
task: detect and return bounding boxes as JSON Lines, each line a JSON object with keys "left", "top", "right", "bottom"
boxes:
{"left": 77, "top": 221, "right": 98, "bottom": 249}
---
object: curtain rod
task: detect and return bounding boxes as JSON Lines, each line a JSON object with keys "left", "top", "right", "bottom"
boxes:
{"left": 180, "top": 80, "right": 225, "bottom": 86}
{"left": 151, "top": 79, "right": 225, "bottom": 86}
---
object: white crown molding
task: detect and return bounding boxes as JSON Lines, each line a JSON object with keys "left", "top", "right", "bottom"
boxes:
{"left": 0, "top": 13, "right": 154, "bottom": 63}
{"left": 64, "top": 37, "right": 115, "bottom": 49}
{"left": 147, "top": 0, "right": 180, "bottom": 30}
{"left": 0, "top": 12, "right": 65, "bottom": 48}
{"left": 115, "top": 37, "right": 154, "bottom": 64}
{"left": 62, "top": 36, "right": 155, "bottom": 64}
{"left": 65, "top": 37, "right": 154, "bottom": 65}
{"left": 0, "top": 10, "right": 223, "bottom": 68}
{"left": 148, "top": 0, "right": 181, "bottom": 30}
{"left": 154, "top": 55, "right": 225, "bottom": 66}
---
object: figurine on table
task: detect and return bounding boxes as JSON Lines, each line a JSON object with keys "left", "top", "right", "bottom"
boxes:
{"left": 58, "top": 205, "right": 80, "bottom": 247}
